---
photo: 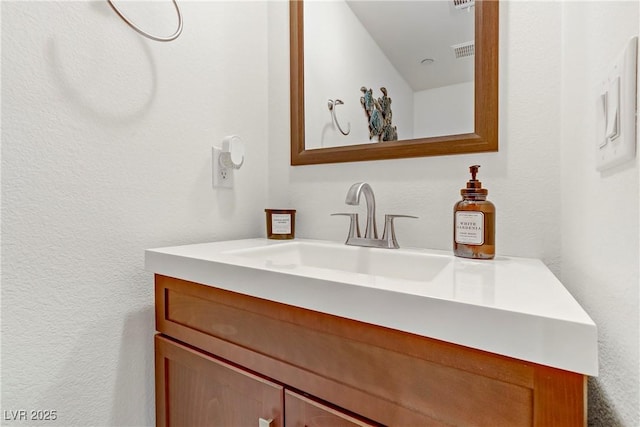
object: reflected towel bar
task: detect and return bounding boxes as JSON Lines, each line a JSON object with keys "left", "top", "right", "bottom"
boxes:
{"left": 328, "top": 99, "right": 351, "bottom": 136}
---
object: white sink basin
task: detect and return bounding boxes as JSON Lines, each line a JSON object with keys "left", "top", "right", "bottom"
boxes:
{"left": 145, "top": 238, "right": 598, "bottom": 376}
{"left": 225, "top": 241, "right": 450, "bottom": 282}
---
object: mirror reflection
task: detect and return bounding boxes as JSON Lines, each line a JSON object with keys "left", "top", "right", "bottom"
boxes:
{"left": 304, "top": 0, "right": 475, "bottom": 150}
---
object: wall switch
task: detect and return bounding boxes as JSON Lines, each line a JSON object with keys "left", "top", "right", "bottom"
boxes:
{"left": 596, "top": 36, "right": 637, "bottom": 171}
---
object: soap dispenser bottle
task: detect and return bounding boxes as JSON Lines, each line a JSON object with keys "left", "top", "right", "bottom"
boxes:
{"left": 454, "top": 165, "right": 495, "bottom": 259}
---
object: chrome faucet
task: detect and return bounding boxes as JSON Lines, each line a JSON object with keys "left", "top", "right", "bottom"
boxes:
{"left": 345, "top": 182, "right": 378, "bottom": 239}
{"left": 332, "top": 182, "right": 417, "bottom": 249}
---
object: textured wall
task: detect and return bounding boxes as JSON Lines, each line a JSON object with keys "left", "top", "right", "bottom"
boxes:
{"left": 560, "top": 2, "right": 639, "bottom": 426}
{"left": 2, "top": 1, "right": 268, "bottom": 425}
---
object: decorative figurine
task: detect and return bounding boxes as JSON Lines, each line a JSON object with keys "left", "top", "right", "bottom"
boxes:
{"left": 360, "top": 86, "right": 398, "bottom": 142}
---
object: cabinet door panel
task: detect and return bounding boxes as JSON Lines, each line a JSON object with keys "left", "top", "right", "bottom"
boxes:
{"left": 285, "top": 390, "right": 380, "bottom": 427}
{"left": 156, "top": 335, "right": 283, "bottom": 427}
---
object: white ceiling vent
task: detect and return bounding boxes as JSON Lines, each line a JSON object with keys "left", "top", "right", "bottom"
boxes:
{"left": 452, "top": 41, "right": 475, "bottom": 59}
{"left": 453, "top": 0, "right": 475, "bottom": 10}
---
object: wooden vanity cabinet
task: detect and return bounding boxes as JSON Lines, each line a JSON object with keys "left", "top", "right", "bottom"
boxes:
{"left": 154, "top": 274, "right": 587, "bottom": 426}
{"left": 156, "top": 336, "right": 378, "bottom": 427}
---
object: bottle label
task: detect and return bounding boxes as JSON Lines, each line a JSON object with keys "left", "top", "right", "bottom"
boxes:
{"left": 271, "top": 214, "right": 292, "bottom": 234}
{"left": 455, "top": 211, "right": 484, "bottom": 245}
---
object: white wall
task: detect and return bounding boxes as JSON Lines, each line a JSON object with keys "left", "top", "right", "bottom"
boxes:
{"left": 413, "top": 81, "right": 474, "bottom": 138}
{"left": 303, "top": 0, "right": 414, "bottom": 148}
{"left": 560, "top": 2, "right": 639, "bottom": 425}
{"left": 1, "top": 1, "right": 268, "bottom": 425}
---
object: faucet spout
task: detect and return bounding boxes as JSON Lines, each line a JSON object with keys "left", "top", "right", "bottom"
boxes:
{"left": 345, "top": 182, "right": 377, "bottom": 239}
{"left": 334, "top": 182, "right": 416, "bottom": 249}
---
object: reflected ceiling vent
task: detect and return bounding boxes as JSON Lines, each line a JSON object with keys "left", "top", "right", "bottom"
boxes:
{"left": 453, "top": 0, "right": 475, "bottom": 10}
{"left": 452, "top": 41, "right": 475, "bottom": 58}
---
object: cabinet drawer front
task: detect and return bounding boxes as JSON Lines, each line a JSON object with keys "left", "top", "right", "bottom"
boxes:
{"left": 155, "top": 335, "right": 283, "bottom": 427}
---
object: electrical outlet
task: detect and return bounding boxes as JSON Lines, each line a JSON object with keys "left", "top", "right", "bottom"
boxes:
{"left": 212, "top": 147, "right": 234, "bottom": 188}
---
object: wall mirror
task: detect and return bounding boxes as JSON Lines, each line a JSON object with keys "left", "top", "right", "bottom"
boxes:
{"left": 290, "top": 0, "right": 498, "bottom": 165}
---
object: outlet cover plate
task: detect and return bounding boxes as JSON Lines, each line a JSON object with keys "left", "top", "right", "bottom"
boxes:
{"left": 212, "top": 147, "right": 234, "bottom": 188}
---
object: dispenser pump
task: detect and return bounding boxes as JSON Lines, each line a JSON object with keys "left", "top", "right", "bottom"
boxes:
{"left": 462, "top": 165, "right": 488, "bottom": 195}
{"left": 470, "top": 165, "right": 479, "bottom": 180}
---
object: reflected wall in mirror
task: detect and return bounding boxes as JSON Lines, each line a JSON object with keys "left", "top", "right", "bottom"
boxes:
{"left": 290, "top": 0, "right": 498, "bottom": 165}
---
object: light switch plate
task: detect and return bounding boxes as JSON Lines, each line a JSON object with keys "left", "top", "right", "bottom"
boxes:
{"left": 596, "top": 36, "right": 637, "bottom": 172}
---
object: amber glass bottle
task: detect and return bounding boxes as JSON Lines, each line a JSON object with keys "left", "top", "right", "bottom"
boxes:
{"left": 453, "top": 165, "right": 495, "bottom": 259}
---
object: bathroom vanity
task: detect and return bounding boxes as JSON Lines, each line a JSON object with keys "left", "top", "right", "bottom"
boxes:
{"left": 146, "top": 239, "right": 597, "bottom": 426}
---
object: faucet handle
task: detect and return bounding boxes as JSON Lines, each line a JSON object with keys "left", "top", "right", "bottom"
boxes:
{"left": 382, "top": 214, "right": 418, "bottom": 249}
{"left": 331, "top": 213, "right": 361, "bottom": 240}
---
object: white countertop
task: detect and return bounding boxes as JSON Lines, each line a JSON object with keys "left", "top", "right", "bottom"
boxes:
{"left": 145, "top": 238, "right": 598, "bottom": 376}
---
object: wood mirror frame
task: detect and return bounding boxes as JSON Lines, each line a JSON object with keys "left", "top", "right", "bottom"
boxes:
{"left": 290, "top": 0, "right": 499, "bottom": 166}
